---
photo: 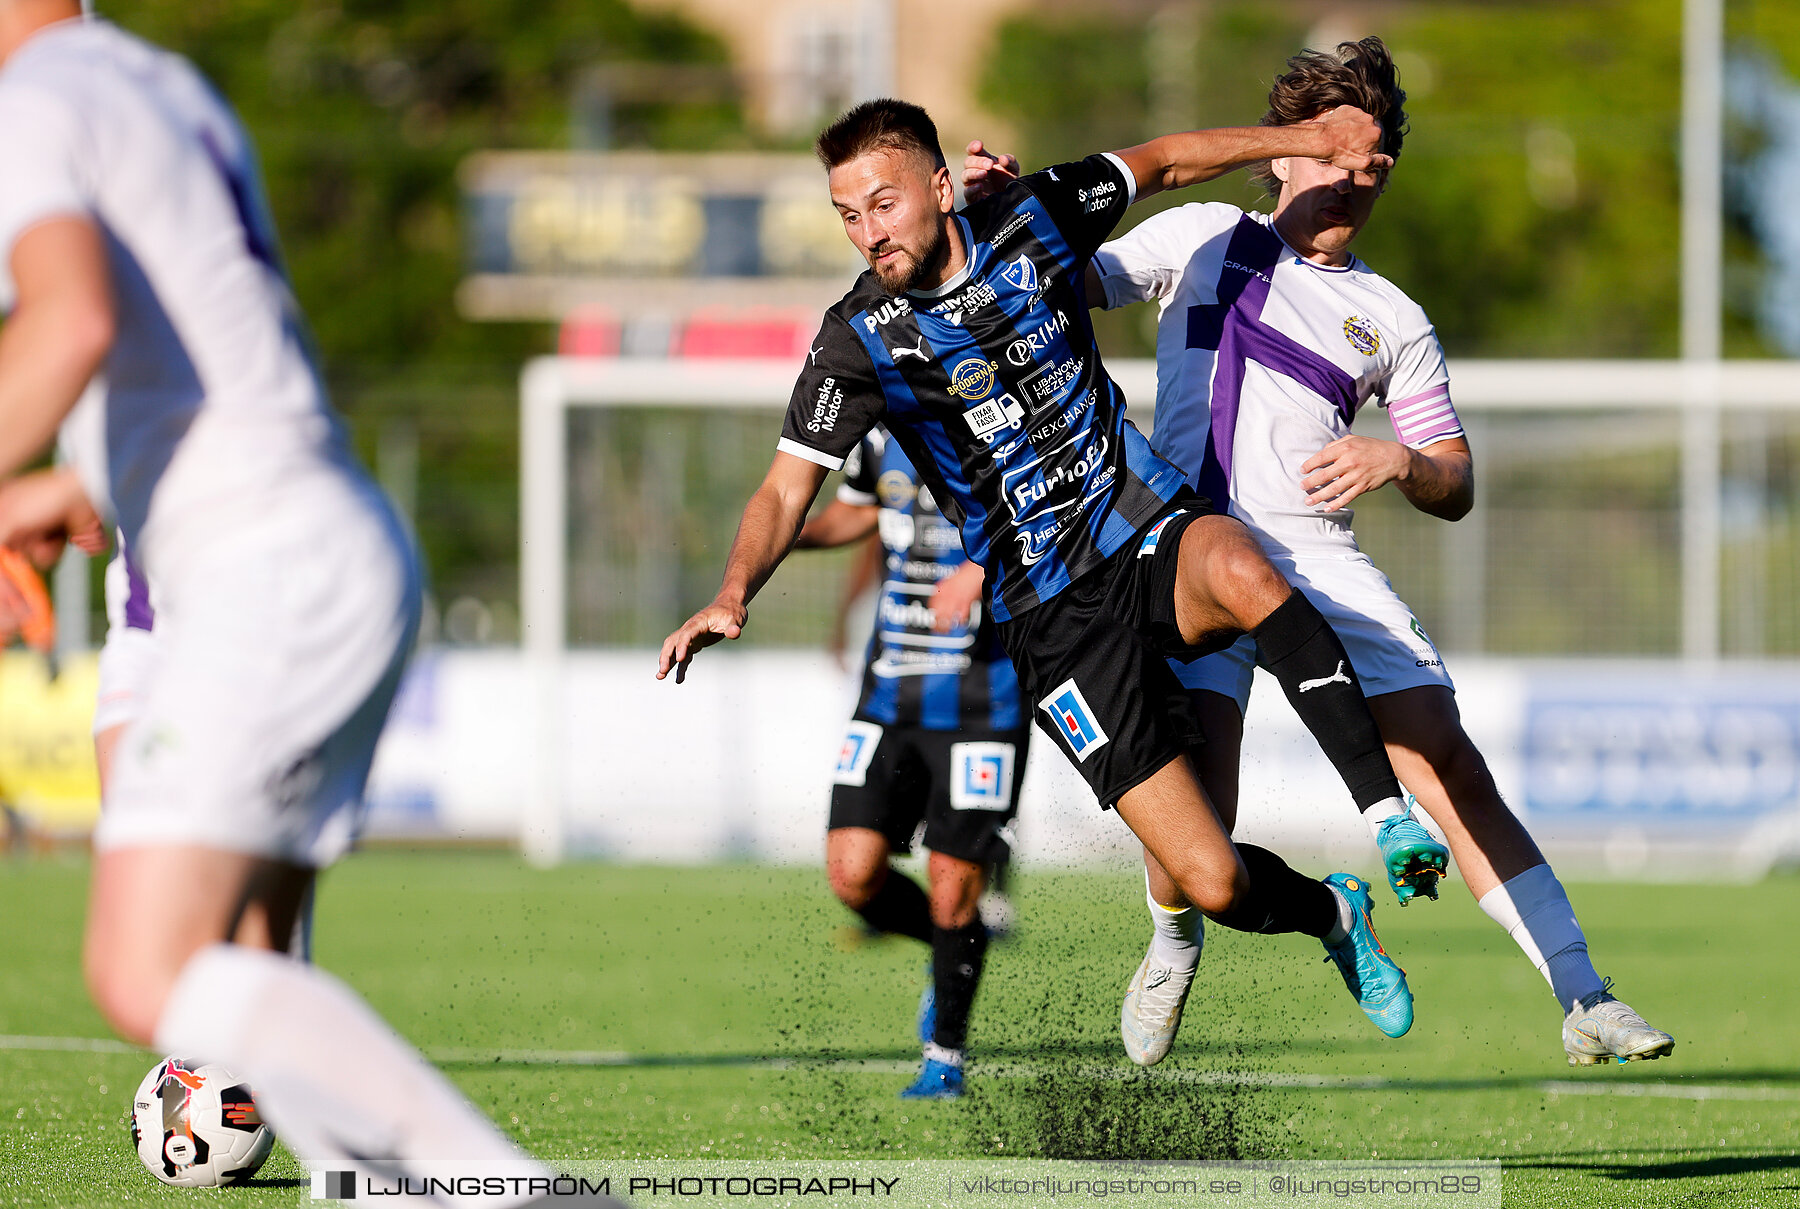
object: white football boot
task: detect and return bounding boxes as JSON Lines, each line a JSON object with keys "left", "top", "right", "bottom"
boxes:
{"left": 1120, "top": 947, "right": 1197, "bottom": 1067}
{"left": 1563, "top": 980, "right": 1675, "bottom": 1065}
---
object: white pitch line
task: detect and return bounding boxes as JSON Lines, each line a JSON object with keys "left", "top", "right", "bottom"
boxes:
{"left": 0, "top": 1034, "right": 141, "bottom": 1055}
{"left": 8, "top": 1036, "right": 1796, "bottom": 1103}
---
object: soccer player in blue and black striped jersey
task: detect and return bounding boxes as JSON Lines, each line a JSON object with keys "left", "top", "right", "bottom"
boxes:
{"left": 795, "top": 426, "right": 1026, "bottom": 1098}
{"left": 660, "top": 99, "right": 1426, "bottom": 1088}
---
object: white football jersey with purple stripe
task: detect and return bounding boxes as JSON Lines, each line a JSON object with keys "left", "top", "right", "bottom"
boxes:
{"left": 0, "top": 19, "right": 348, "bottom": 570}
{"left": 1095, "top": 203, "right": 1458, "bottom": 554}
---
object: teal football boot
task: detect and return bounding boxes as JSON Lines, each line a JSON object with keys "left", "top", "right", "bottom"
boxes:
{"left": 1377, "top": 803, "right": 1448, "bottom": 905}
{"left": 1321, "top": 873, "right": 1413, "bottom": 1038}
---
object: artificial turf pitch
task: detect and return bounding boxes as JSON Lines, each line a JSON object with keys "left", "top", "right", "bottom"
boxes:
{"left": 2, "top": 851, "right": 1796, "bottom": 1207}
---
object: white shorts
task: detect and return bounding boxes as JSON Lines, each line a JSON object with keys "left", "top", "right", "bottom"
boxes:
{"left": 1172, "top": 546, "right": 1453, "bottom": 714}
{"left": 93, "top": 474, "right": 420, "bottom": 867}
{"left": 93, "top": 550, "right": 156, "bottom": 735}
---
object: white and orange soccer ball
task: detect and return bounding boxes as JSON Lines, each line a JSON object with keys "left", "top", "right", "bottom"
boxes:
{"left": 128, "top": 1058, "right": 275, "bottom": 1187}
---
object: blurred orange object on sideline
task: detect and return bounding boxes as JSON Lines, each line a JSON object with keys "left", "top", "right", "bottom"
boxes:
{"left": 0, "top": 546, "right": 55, "bottom": 654}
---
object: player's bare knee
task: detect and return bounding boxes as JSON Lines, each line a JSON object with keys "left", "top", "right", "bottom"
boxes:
{"left": 1172, "top": 861, "right": 1247, "bottom": 918}
{"left": 828, "top": 861, "right": 885, "bottom": 910}
{"left": 1213, "top": 543, "right": 1290, "bottom": 625}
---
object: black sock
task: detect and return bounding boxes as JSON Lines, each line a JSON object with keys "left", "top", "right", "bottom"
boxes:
{"left": 1253, "top": 590, "right": 1402, "bottom": 811}
{"left": 1208, "top": 844, "right": 1339, "bottom": 939}
{"left": 853, "top": 872, "right": 932, "bottom": 943}
{"left": 930, "top": 921, "right": 988, "bottom": 1051}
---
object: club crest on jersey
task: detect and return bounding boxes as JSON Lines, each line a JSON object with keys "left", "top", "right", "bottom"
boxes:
{"left": 1137, "top": 509, "right": 1187, "bottom": 558}
{"left": 1344, "top": 315, "right": 1381, "bottom": 356}
{"left": 948, "top": 358, "right": 1000, "bottom": 400}
{"left": 1040, "top": 679, "right": 1109, "bottom": 762}
{"left": 833, "top": 721, "right": 883, "bottom": 786}
{"left": 1000, "top": 255, "right": 1039, "bottom": 295}
{"left": 950, "top": 742, "right": 1017, "bottom": 810}
{"left": 963, "top": 393, "right": 1025, "bottom": 440}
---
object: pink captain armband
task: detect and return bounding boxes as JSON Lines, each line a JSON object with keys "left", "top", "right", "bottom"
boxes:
{"left": 1386, "top": 384, "right": 1464, "bottom": 448}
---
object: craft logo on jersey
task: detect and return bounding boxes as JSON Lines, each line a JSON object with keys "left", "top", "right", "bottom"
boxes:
{"left": 833, "top": 721, "right": 883, "bottom": 787}
{"left": 950, "top": 741, "right": 1016, "bottom": 810}
{"left": 1000, "top": 255, "right": 1038, "bottom": 296}
{"left": 948, "top": 358, "right": 1000, "bottom": 400}
{"left": 1137, "top": 509, "right": 1187, "bottom": 558}
{"left": 963, "top": 392, "right": 1025, "bottom": 440}
{"left": 1344, "top": 314, "right": 1381, "bottom": 356}
{"left": 1040, "top": 679, "right": 1109, "bottom": 762}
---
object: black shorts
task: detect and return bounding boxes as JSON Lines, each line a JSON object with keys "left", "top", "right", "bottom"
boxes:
{"left": 827, "top": 720, "right": 1028, "bottom": 866}
{"left": 997, "top": 492, "right": 1228, "bottom": 809}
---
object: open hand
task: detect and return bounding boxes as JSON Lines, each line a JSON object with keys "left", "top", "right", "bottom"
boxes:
{"left": 1306, "top": 105, "right": 1394, "bottom": 174}
{"left": 656, "top": 600, "right": 748, "bottom": 684}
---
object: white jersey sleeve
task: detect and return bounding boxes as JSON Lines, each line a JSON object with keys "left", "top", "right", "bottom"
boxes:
{"left": 1378, "top": 300, "right": 1461, "bottom": 449}
{"left": 0, "top": 82, "right": 90, "bottom": 305}
{"left": 1094, "top": 202, "right": 1243, "bottom": 309}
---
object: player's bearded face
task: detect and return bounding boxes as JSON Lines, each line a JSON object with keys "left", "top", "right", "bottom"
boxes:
{"left": 830, "top": 149, "right": 955, "bottom": 295}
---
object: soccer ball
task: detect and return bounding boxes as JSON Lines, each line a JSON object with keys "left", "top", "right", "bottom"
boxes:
{"left": 128, "top": 1058, "right": 275, "bottom": 1187}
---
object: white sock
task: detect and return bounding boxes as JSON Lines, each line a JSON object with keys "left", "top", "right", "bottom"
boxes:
{"left": 1144, "top": 872, "right": 1203, "bottom": 971}
{"left": 155, "top": 944, "right": 548, "bottom": 1209}
{"left": 1323, "top": 883, "right": 1354, "bottom": 944}
{"left": 923, "top": 1042, "right": 964, "bottom": 1068}
{"left": 1476, "top": 864, "right": 1605, "bottom": 1012}
{"left": 1363, "top": 795, "right": 1408, "bottom": 841}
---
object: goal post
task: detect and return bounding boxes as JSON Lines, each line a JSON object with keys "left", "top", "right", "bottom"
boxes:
{"left": 519, "top": 355, "right": 1800, "bottom": 866}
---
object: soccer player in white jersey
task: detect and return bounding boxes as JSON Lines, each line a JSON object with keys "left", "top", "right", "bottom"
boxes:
{"left": 0, "top": 7, "right": 611, "bottom": 1204}
{"left": 964, "top": 37, "right": 1674, "bottom": 1069}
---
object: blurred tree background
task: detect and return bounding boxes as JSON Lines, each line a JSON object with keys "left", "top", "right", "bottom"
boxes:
{"left": 104, "top": 0, "right": 752, "bottom": 634}
{"left": 96, "top": 0, "right": 1800, "bottom": 642}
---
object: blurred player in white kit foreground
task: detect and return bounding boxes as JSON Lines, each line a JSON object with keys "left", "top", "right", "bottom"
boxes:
{"left": 0, "top": 3, "right": 615, "bottom": 1203}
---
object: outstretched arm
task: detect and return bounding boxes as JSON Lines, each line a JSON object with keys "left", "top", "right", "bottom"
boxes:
{"left": 963, "top": 106, "right": 1390, "bottom": 209}
{"left": 657, "top": 451, "right": 829, "bottom": 682}
{"left": 1302, "top": 435, "right": 1473, "bottom": 520}
{"left": 1112, "top": 106, "right": 1389, "bottom": 203}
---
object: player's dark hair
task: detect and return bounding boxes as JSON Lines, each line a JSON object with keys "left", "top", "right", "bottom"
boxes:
{"left": 814, "top": 98, "right": 948, "bottom": 173}
{"left": 1249, "top": 36, "right": 1408, "bottom": 195}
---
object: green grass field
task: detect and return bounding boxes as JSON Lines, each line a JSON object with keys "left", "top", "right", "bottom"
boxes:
{"left": 3, "top": 851, "right": 1797, "bottom": 1207}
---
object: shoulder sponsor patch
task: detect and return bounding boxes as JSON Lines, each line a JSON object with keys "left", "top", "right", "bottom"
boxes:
{"left": 833, "top": 721, "right": 883, "bottom": 786}
{"left": 1039, "top": 678, "right": 1109, "bottom": 762}
{"left": 950, "top": 741, "right": 1017, "bottom": 810}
